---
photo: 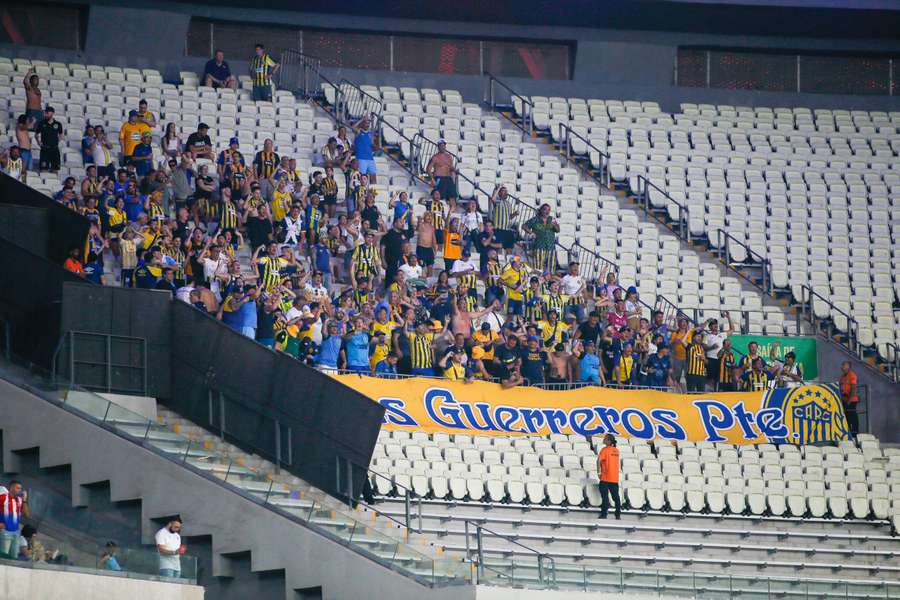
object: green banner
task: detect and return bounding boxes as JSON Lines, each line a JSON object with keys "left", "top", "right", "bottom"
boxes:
{"left": 730, "top": 335, "right": 818, "bottom": 380}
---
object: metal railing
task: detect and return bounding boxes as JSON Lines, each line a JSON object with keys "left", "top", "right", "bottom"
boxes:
{"left": 336, "top": 79, "right": 384, "bottom": 124}
{"left": 484, "top": 72, "right": 534, "bottom": 136}
{"left": 635, "top": 174, "right": 692, "bottom": 243}
{"left": 363, "top": 467, "right": 555, "bottom": 586}
{"left": 558, "top": 123, "right": 611, "bottom": 187}
{"left": 715, "top": 229, "right": 772, "bottom": 295}
{"left": 51, "top": 330, "right": 148, "bottom": 396}
{"left": 278, "top": 49, "right": 326, "bottom": 100}
{"left": 796, "top": 284, "right": 861, "bottom": 356}
{"left": 654, "top": 295, "right": 696, "bottom": 331}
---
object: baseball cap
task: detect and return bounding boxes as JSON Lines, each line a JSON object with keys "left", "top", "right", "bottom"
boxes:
{"left": 44, "top": 105, "right": 55, "bottom": 113}
{"left": 198, "top": 122, "right": 209, "bottom": 130}
{"left": 229, "top": 137, "right": 239, "bottom": 146}
{"left": 462, "top": 248, "right": 471, "bottom": 257}
{"left": 141, "top": 131, "right": 152, "bottom": 138}
{"left": 512, "top": 255, "right": 522, "bottom": 262}
{"left": 430, "top": 319, "right": 443, "bottom": 331}
{"left": 128, "top": 109, "right": 138, "bottom": 117}
{"left": 627, "top": 286, "right": 638, "bottom": 294}
{"left": 437, "top": 138, "right": 446, "bottom": 145}
{"left": 527, "top": 335, "right": 539, "bottom": 344}
{"left": 480, "top": 322, "right": 491, "bottom": 331}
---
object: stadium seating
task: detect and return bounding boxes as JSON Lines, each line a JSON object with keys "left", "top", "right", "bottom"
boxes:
{"left": 521, "top": 95, "right": 900, "bottom": 359}
{"left": 340, "top": 82, "right": 809, "bottom": 337}
{"left": 371, "top": 430, "right": 900, "bottom": 522}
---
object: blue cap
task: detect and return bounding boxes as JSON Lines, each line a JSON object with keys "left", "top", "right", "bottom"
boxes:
{"left": 229, "top": 137, "right": 239, "bottom": 146}
{"left": 527, "top": 335, "right": 540, "bottom": 343}
{"left": 128, "top": 110, "right": 139, "bottom": 117}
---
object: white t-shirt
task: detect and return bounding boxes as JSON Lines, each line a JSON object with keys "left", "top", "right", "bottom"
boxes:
{"left": 175, "top": 284, "right": 195, "bottom": 304}
{"left": 399, "top": 262, "right": 423, "bottom": 280}
{"left": 202, "top": 256, "right": 229, "bottom": 298}
{"left": 461, "top": 211, "right": 483, "bottom": 234}
{"left": 474, "top": 311, "right": 506, "bottom": 333}
{"left": 285, "top": 306, "right": 308, "bottom": 322}
{"left": 450, "top": 259, "right": 478, "bottom": 276}
{"left": 705, "top": 332, "right": 724, "bottom": 359}
{"left": 155, "top": 526, "right": 181, "bottom": 572}
{"left": 92, "top": 140, "right": 113, "bottom": 167}
{"left": 561, "top": 274, "right": 584, "bottom": 296}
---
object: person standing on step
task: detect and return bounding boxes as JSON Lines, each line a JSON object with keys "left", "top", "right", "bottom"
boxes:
{"left": 597, "top": 434, "right": 621, "bottom": 519}
{"left": 249, "top": 43, "right": 278, "bottom": 102}
{"left": 839, "top": 361, "right": 859, "bottom": 437}
{"left": 155, "top": 518, "right": 184, "bottom": 578}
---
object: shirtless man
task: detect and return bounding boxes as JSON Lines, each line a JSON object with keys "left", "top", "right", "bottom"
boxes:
{"left": 15, "top": 115, "right": 32, "bottom": 179}
{"left": 547, "top": 342, "right": 572, "bottom": 384}
{"left": 426, "top": 139, "right": 457, "bottom": 211}
{"left": 450, "top": 292, "right": 500, "bottom": 340}
{"left": 23, "top": 69, "right": 43, "bottom": 130}
{"left": 415, "top": 211, "right": 438, "bottom": 277}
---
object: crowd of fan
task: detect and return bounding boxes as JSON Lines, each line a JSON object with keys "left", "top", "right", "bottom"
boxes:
{"left": 3, "top": 51, "right": 807, "bottom": 393}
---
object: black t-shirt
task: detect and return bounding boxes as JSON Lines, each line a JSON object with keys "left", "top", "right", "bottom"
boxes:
{"left": 246, "top": 216, "right": 273, "bottom": 249}
{"left": 380, "top": 228, "right": 406, "bottom": 271}
{"left": 38, "top": 119, "right": 63, "bottom": 148}
{"left": 476, "top": 231, "right": 497, "bottom": 271}
{"left": 307, "top": 182, "right": 324, "bottom": 198}
{"left": 186, "top": 132, "right": 211, "bottom": 151}
{"left": 362, "top": 205, "right": 381, "bottom": 231}
{"left": 494, "top": 343, "right": 521, "bottom": 379}
{"left": 577, "top": 321, "right": 602, "bottom": 345}
{"left": 598, "top": 337, "right": 617, "bottom": 374}
{"left": 257, "top": 306, "right": 276, "bottom": 339}
{"left": 520, "top": 349, "right": 547, "bottom": 383}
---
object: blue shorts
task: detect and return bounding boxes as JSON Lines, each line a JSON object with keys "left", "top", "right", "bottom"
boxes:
{"left": 506, "top": 299, "right": 523, "bottom": 316}
{"left": 357, "top": 159, "right": 377, "bottom": 175}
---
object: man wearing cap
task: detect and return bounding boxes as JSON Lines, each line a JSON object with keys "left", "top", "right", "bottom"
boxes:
{"left": 35, "top": 105, "right": 64, "bottom": 172}
{"left": 186, "top": 123, "right": 214, "bottom": 160}
{"left": 217, "top": 137, "right": 245, "bottom": 172}
{"left": 119, "top": 110, "right": 149, "bottom": 165}
{"left": 426, "top": 139, "right": 457, "bottom": 208}
{"left": 131, "top": 131, "right": 154, "bottom": 178}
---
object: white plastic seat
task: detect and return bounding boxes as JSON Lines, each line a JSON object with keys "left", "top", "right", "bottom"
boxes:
{"left": 430, "top": 476, "right": 449, "bottom": 499}
{"left": 449, "top": 477, "right": 467, "bottom": 500}
{"left": 486, "top": 479, "right": 505, "bottom": 502}
{"left": 507, "top": 481, "right": 526, "bottom": 503}
{"left": 526, "top": 482, "right": 546, "bottom": 504}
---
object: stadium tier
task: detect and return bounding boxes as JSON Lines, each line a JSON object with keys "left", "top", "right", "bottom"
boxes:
{"left": 1, "top": 7, "right": 900, "bottom": 595}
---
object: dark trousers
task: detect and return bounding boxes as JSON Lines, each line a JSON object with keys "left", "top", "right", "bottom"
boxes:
{"left": 39, "top": 147, "right": 61, "bottom": 171}
{"left": 599, "top": 481, "right": 621, "bottom": 517}
{"left": 843, "top": 401, "right": 859, "bottom": 436}
{"left": 686, "top": 374, "right": 706, "bottom": 392}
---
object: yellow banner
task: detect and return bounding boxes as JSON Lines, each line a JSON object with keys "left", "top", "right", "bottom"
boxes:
{"left": 335, "top": 375, "right": 850, "bottom": 445}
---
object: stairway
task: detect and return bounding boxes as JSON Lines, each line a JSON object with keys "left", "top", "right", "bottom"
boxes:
{"left": 0, "top": 359, "right": 473, "bottom": 600}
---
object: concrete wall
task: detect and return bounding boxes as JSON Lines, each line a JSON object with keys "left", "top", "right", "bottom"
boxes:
{"left": 0, "top": 562, "right": 204, "bottom": 600}
{"left": 816, "top": 337, "right": 900, "bottom": 443}
{"left": 3, "top": 1, "right": 899, "bottom": 112}
{"left": 0, "top": 377, "right": 473, "bottom": 600}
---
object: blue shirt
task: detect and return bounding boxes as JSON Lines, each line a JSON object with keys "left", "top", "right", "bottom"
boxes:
{"left": 104, "top": 556, "right": 122, "bottom": 571}
{"left": 392, "top": 200, "right": 412, "bottom": 226}
{"left": 124, "top": 193, "right": 143, "bottom": 222}
{"left": 239, "top": 297, "right": 257, "bottom": 329}
{"left": 579, "top": 353, "right": 601, "bottom": 383}
{"left": 645, "top": 353, "right": 671, "bottom": 387}
{"left": 132, "top": 143, "right": 153, "bottom": 177}
{"left": 375, "top": 360, "right": 397, "bottom": 377}
{"left": 354, "top": 130, "right": 374, "bottom": 161}
{"left": 204, "top": 59, "right": 231, "bottom": 82}
{"left": 313, "top": 243, "right": 331, "bottom": 273}
{"left": 345, "top": 332, "right": 370, "bottom": 368}
{"left": 316, "top": 335, "right": 342, "bottom": 368}
{"left": 81, "top": 136, "right": 95, "bottom": 164}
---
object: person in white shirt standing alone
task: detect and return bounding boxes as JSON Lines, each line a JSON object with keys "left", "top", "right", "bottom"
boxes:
{"left": 156, "top": 518, "right": 185, "bottom": 578}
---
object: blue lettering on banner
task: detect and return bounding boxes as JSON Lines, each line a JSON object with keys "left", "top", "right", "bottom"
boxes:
{"left": 424, "top": 388, "right": 467, "bottom": 429}
{"left": 757, "top": 407, "right": 788, "bottom": 439}
{"left": 459, "top": 402, "right": 500, "bottom": 431}
{"left": 650, "top": 409, "right": 686, "bottom": 440}
{"left": 693, "top": 400, "right": 734, "bottom": 442}
{"left": 569, "top": 408, "right": 605, "bottom": 436}
{"left": 494, "top": 406, "right": 526, "bottom": 433}
{"left": 593, "top": 406, "right": 621, "bottom": 434}
{"left": 732, "top": 401, "right": 758, "bottom": 440}
{"left": 379, "top": 398, "right": 419, "bottom": 427}
{"left": 620, "top": 408, "right": 655, "bottom": 439}
{"left": 519, "top": 408, "right": 547, "bottom": 434}
{"left": 540, "top": 408, "right": 568, "bottom": 434}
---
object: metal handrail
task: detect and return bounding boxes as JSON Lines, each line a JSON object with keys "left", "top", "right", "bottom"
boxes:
{"left": 363, "top": 466, "right": 554, "bottom": 586}
{"left": 796, "top": 284, "right": 862, "bottom": 357}
{"left": 715, "top": 229, "right": 772, "bottom": 294}
{"left": 558, "top": 123, "right": 611, "bottom": 187}
{"left": 336, "top": 78, "right": 384, "bottom": 124}
{"left": 635, "top": 174, "right": 692, "bottom": 243}
{"left": 484, "top": 72, "right": 535, "bottom": 136}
